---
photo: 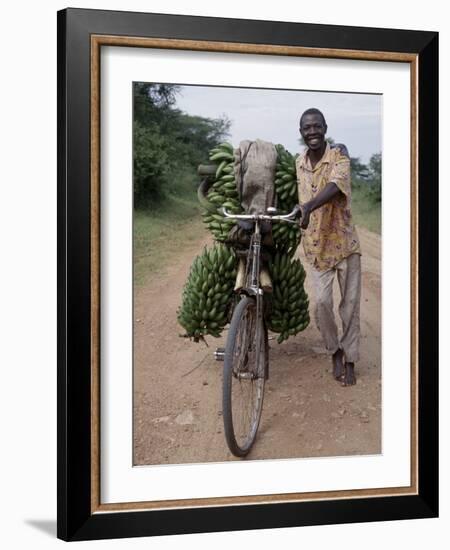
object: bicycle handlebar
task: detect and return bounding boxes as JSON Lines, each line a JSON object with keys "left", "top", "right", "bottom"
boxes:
{"left": 219, "top": 205, "right": 301, "bottom": 224}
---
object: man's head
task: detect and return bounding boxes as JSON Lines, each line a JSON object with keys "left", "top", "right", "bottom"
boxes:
{"left": 299, "top": 108, "right": 328, "bottom": 152}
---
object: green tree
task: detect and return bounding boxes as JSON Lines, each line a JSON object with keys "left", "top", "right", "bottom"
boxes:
{"left": 133, "top": 121, "right": 169, "bottom": 204}
{"left": 133, "top": 83, "right": 231, "bottom": 208}
{"left": 367, "top": 153, "right": 382, "bottom": 202}
{"left": 350, "top": 156, "right": 367, "bottom": 176}
{"left": 133, "top": 83, "right": 180, "bottom": 127}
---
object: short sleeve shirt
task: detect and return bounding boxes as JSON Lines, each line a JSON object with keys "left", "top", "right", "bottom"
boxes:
{"left": 296, "top": 142, "right": 361, "bottom": 271}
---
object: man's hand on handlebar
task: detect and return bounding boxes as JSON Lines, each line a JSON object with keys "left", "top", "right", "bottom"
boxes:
{"left": 292, "top": 204, "right": 302, "bottom": 218}
{"left": 293, "top": 203, "right": 313, "bottom": 230}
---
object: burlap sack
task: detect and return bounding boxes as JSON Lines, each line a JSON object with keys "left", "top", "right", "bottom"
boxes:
{"left": 227, "top": 139, "right": 277, "bottom": 248}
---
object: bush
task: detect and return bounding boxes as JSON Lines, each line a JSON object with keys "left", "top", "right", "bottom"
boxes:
{"left": 133, "top": 83, "right": 231, "bottom": 209}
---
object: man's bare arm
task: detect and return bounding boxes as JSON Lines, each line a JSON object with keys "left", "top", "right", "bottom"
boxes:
{"left": 298, "top": 182, "right": 342, "bottom": 229}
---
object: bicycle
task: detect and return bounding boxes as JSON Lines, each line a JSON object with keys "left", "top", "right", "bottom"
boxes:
{"left": 214, "top": 204, "right": 301, "bottom": 457}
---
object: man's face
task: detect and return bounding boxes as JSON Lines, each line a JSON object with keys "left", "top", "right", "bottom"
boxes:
{"left": 299, "top": 113, "right": 327, "bottom": 151}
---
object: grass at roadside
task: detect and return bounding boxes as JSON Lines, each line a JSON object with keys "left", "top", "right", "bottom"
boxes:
{"left": 134, "top": 180, "right": 381, "bottom": 287}
{"left": 134, "top": 194, "right": 205, "bottom": 286}
{"left": 351, "top": 185, "right": 381, "bottom": 235}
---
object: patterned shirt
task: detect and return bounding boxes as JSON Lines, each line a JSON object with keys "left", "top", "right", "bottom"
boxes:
{"left": 296, "top": 142, "right": 361, "bottom": 271}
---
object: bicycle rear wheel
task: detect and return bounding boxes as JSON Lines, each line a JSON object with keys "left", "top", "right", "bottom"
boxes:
{"left": 222, "top": 295, "right": 267, "bottom": 457}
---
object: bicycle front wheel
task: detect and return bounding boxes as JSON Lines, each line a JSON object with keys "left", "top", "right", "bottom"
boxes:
{"left": 222, "top": 295, "right": 267, "bottom": 457}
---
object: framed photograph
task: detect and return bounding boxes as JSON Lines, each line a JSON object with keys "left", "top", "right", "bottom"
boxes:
{"left": 57, "top": 8, "right": 438, "bottom": 541}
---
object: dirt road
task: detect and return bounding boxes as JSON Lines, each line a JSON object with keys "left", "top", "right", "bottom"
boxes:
{"left": 133, "top": 226, "right": 381, "bottom": 465}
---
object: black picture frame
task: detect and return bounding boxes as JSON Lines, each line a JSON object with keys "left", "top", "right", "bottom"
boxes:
{"left": 57, "top": 7, "right": 438, "bottom": 542}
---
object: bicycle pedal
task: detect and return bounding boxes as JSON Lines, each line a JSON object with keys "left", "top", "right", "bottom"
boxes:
{"left": 214, "top": 347, "right": 225, "bottom": 361}
{"left": 237, "top": 372, "right": 254, "bottom": 380}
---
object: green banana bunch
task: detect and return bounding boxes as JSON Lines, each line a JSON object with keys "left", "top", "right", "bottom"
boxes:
{"left": 199, "top": 142, "right": 243, "bottom": 242}
{"left": 177, "top": 242, "right": 237, "bottom": 341}
{"left": 267, "top": 250, "right": 310, "bottom": 343}
{"left": 272, "top": 144, "right": 301, "bottom": 255}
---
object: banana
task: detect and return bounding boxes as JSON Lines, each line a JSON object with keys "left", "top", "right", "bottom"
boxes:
{"left": 215, "top": 160, "right": 228, "bottom": 180}
{"left": 210, "top": 151, "right": 234, "bottom": 162}
{"left": 223, "top": 164, "right": 234, "bottom": 175}
{"left": 267, "top": 249, "right": 310, "bottom": 341}
{"left": 223, "top": 181, "right": 237, "bottom": 190}
{"left": 218, "top": 142, "right": 234, "bottom": 154}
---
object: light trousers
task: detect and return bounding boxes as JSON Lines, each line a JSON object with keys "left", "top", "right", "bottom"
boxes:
{"left": 310, "top": 253, "right": 361, "bottom": 363}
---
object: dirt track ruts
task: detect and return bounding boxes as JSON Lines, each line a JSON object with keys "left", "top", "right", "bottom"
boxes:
{"left": 133, "top": 225, "right": 381, "bottom": 465}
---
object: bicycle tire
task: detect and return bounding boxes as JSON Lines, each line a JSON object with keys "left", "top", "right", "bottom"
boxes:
{"left": 222, "top": 295, "right": 267, "bottom": 457}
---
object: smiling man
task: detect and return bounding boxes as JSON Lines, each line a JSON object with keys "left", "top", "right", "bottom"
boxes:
{"left": 295, "top": 108, "right": 361, "bottom": 386}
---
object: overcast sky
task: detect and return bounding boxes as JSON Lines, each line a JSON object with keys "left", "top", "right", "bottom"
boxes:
{"left": 174, "top": 85, "right": 382, "bottom": 165}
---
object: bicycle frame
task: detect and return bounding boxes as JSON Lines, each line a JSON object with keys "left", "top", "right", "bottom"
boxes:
{"left": 243, "top": 224, "right": 264, "bottom": 379}
{"left": 220, "top": 205, "right": 300, "bottom": 380}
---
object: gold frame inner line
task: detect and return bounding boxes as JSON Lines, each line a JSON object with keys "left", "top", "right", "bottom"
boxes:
{"left": 89, "top": 34, "right": 419, "bottom": 514}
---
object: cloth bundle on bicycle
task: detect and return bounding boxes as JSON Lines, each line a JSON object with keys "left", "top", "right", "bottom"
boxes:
{"left": 235, "top": 139, "right": 277, "bottom": 214}
{"left": 227, "top": 139, "right": 277, "bottom": 249}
